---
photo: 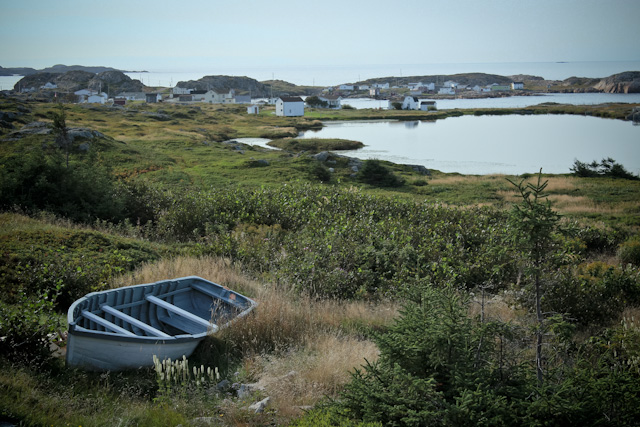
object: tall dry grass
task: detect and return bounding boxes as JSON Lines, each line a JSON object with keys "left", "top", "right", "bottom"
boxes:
{"left": 110, "top": 256, "right": 395, "bottom": 415}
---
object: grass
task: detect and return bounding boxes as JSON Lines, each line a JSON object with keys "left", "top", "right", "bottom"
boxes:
{"left": 267, "top": 137, "right": 364, "bottom": 152}
{"left": 2, "top": 97, "right": 640, "bottom": 424}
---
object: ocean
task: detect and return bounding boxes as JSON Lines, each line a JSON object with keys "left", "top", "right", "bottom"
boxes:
{"left": 2, "top": 60, "right": 639, "bottom": 90}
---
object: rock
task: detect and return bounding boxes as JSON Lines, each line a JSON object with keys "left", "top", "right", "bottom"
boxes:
{"left": 78, "top": 143, "right": 90, "bottom": 152}
{"left": 313, "top": 151, "right": 330, "bottom": 162}
{"left": 175, "top": 75, "right": 269, "bottom": 97}
{"left": 256, "top": 159, "right": 269, "bottom": 166}
{"left": 406, "top": 164, "right": 430, "bottom": 175}
{"left": 248, "top": 397, "right": 270, "bottom": 414}
{"left": 68, "top": 128, "right": 106, "bottom": 141}
{"left": 216, "top": 379, "right": 231, "bottom": 392}
{"left": 593, "top": 71, "right": 640, "bottom": 93}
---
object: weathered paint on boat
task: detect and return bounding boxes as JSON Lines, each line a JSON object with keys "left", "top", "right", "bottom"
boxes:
{"left": 66, "top": 276, "right": 257, "bottom": 371}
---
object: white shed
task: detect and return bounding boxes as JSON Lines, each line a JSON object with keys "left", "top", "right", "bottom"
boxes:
{"left": 420, "top": 100, "right": 437, "bottom": 111}
{"left": 402, "top": 96, "right": 420, "bottom": 110}
{"left": 247, "top": 105, "right": 260, "bottom": 114}
{"left": 276, "top": 96, "right": 305, "bottom": 117}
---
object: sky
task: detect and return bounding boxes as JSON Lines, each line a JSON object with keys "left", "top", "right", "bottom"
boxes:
{"left": 1, "top": 0, "right": 639, "bottom": 76}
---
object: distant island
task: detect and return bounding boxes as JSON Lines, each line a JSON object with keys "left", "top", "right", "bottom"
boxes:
{"left": 0, "top": 64, "right": 146, "bottom": 76}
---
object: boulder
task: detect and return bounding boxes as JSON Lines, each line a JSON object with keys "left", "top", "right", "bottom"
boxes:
{"left": 248, "top": 397, "right": 270, "bottom": 414}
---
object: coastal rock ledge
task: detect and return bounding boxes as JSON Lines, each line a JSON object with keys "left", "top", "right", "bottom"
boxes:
{"left": 593, "top": 71, "right": 640, "bottom": 93}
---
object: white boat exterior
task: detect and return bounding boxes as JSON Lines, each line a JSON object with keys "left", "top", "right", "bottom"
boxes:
{"left": 66, "top": 276, "right": 257, "bottom": 371}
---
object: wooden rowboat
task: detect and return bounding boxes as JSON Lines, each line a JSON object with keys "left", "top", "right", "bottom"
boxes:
{"left": 66, "top": 276, "right": 257, "bottom": 371}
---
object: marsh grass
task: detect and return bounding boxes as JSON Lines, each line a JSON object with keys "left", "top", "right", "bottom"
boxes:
{"left": 108, "top": 255, "right": 395, "bottom": 417}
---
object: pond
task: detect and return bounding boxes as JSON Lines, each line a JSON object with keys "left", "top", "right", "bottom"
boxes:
{"left": 293, "top": 115, "right": 640, "bottom": 175}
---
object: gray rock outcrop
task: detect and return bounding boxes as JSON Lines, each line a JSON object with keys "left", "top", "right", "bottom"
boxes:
{"left": 593, "top": 71, "right": 640, "bottom": 93}
{"left": 175, "top": 75, "right": 269, "bottom": 97}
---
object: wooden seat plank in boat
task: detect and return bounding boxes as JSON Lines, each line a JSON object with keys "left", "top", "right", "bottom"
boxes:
{"left": 101, "top": 304, "right": 172, "bottom": 338}
{"left": 190, "top": 282, "right": 236, "bottom": 305}
{"left": 146, "top": 295, "right": 218, "bottom": 332}
{"left": 81, "top": 310, "right": 137, "bottom": 337}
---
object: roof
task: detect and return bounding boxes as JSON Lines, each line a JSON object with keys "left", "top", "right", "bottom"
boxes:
{"left": 279, "top": 96, "right": 304, "bottom": 102}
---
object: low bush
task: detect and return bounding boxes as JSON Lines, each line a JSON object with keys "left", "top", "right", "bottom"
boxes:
{"left": 357, "top": 159, "right": 405, "bottom": 188}
{"left": 0, "top": 285, "right": 63, "bottom": 368}
{"left": 619, "top": 236, "right": 640, "bottom": 266}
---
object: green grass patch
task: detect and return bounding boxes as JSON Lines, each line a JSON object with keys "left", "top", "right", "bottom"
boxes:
{"left": 267, "top": 137, "right": 364, "bottom": 153}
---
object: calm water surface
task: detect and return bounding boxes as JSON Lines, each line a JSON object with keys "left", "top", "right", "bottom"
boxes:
{"left": 296, "top": 115, "right": 640, "bottom": 175}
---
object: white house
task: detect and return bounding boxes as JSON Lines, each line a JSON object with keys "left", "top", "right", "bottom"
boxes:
{"left": 172, "top": 86, "right": 192, "bottom": 95}
{"left": 74, "top": 89, "right": 94, "bottom": 103}
{"left": 87, "top": 92, "right": 108, "bottom": 104}
{"left": 370, "top": 87, "right": 380, "bottom": 97}
{"left": 443, "top": 80, "right": 459, "bottom": 88}
{"left": 319, "top": 95, "right": 342, "bottom": 109}
{"left": 247, "top": 105, "right": 260, "bottom": 114}
{"left": 420, "top": 100, "right": 437, "bottom": 111}
{"left": 438, "top": 87, "right": 455, "bottom": 95}
{"left": 276, "top": 96, "right": 305, "bottom": 117}
{"left": 358, "top": 84, "right": 370, "bottom": 90}
{"left": 511, "top": 82, "right": 524, "bottom": 90}
{"left": 338, "top": 84, "right": 354, "bottom": 91}
{"left": 402, "top": 96, "right": 420, "bottom": 110}
{"left": 41, "top": 82, "right": 57, "bottom": 89}
{"left": 117, "top": 92, "right": 146, "bottom": 101}
{"left": 372, "top": 83, "right": 389, "bottom": 89}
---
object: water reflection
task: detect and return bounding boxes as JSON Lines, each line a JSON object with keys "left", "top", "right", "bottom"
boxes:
{"left": 298, "top": 115, "right": 640, "bottom": 175}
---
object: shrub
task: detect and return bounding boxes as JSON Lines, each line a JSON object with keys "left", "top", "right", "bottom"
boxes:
{"left": 305, "top": 96, "right": 328, "bottom": 108}
{"left": 0, "top": 285, "right": 63, "bottom": 367}
{"left": 309, "top": 162, "right": 332, "bottom": 183}
{"left": 357, "top": 160, "right": 404, "bottom": 187}
{"left": 570, "top": 157, "right": 639, "bottom": 180}
{"left": 618, "top": 236, "right": 640, "bottom": 266}
{"left": 544, "top": 262, "right": 640, "bottom": 325}
{"left": 0, "top": 150, "right": 126, "bottom": 223}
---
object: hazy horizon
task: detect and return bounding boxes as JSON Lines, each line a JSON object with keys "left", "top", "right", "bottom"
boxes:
{"left": 1, "top": 0, "right": 639, "bottom": 78}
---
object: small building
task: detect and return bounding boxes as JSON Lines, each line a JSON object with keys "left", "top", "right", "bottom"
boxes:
{"left": 372, "top": 82, "right": 390, "bottom": 89}
{"left": 338, "top": 84, "right": 354, "bottom": 91}
{"left": 370, "top": 87, "right": 380, "bottom": 97}
{"left": 511, "top": 82, "right": 524, "bottom": 90}
{"left": 276, "top": 96, "right": 305, "bottom": 117}
{"left": 402, "top": 96, "right": 420, "bottom": 110}
{"left": 74, "top": 89, "right": 94, "bottom": 103}
{"left": 319, "top": 95, "right": 342, "bottom": 109}
{"left": 145, "top": 93, "right": 160, "bottom": 103}
{"left": 41, "top": 82, "right": 58, "bottom": 90}
{"left": 438, "top": 87, "right": 455, "bottom": 95}
{"left": 113, "top": 97, "right": 126, "bottom": 106}
{"left": 420, "top": 100, "right": 437, "bottom": 111}
{"left": 118, "top": 92, "right": 146, "bottom": 101}
{"left": 191, "top": 90, "right": 208, "bottom": 102}
{"left": 87, "top": 92, "right": 108, "bottom": 104}
{"left": 247, "top": 105, "right": 260, "bottom": 114}
{"left": 172, "top": 86, "right": 192, "bottom": 95}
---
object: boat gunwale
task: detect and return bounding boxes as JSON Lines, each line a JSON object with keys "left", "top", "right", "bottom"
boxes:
{"left": 67, "top": 276, "right": 257, "bottom": 341}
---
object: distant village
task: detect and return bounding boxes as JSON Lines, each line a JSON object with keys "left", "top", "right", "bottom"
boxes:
{"left": 22, "top": 78, "right": 527, "bottom": 118}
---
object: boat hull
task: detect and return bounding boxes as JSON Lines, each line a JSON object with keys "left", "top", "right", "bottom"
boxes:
{"left": 66, "top": 333, "right": 202, "bottom": 371}
{"left": 66, "top": 276, "right": 256, "bottom": 371}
